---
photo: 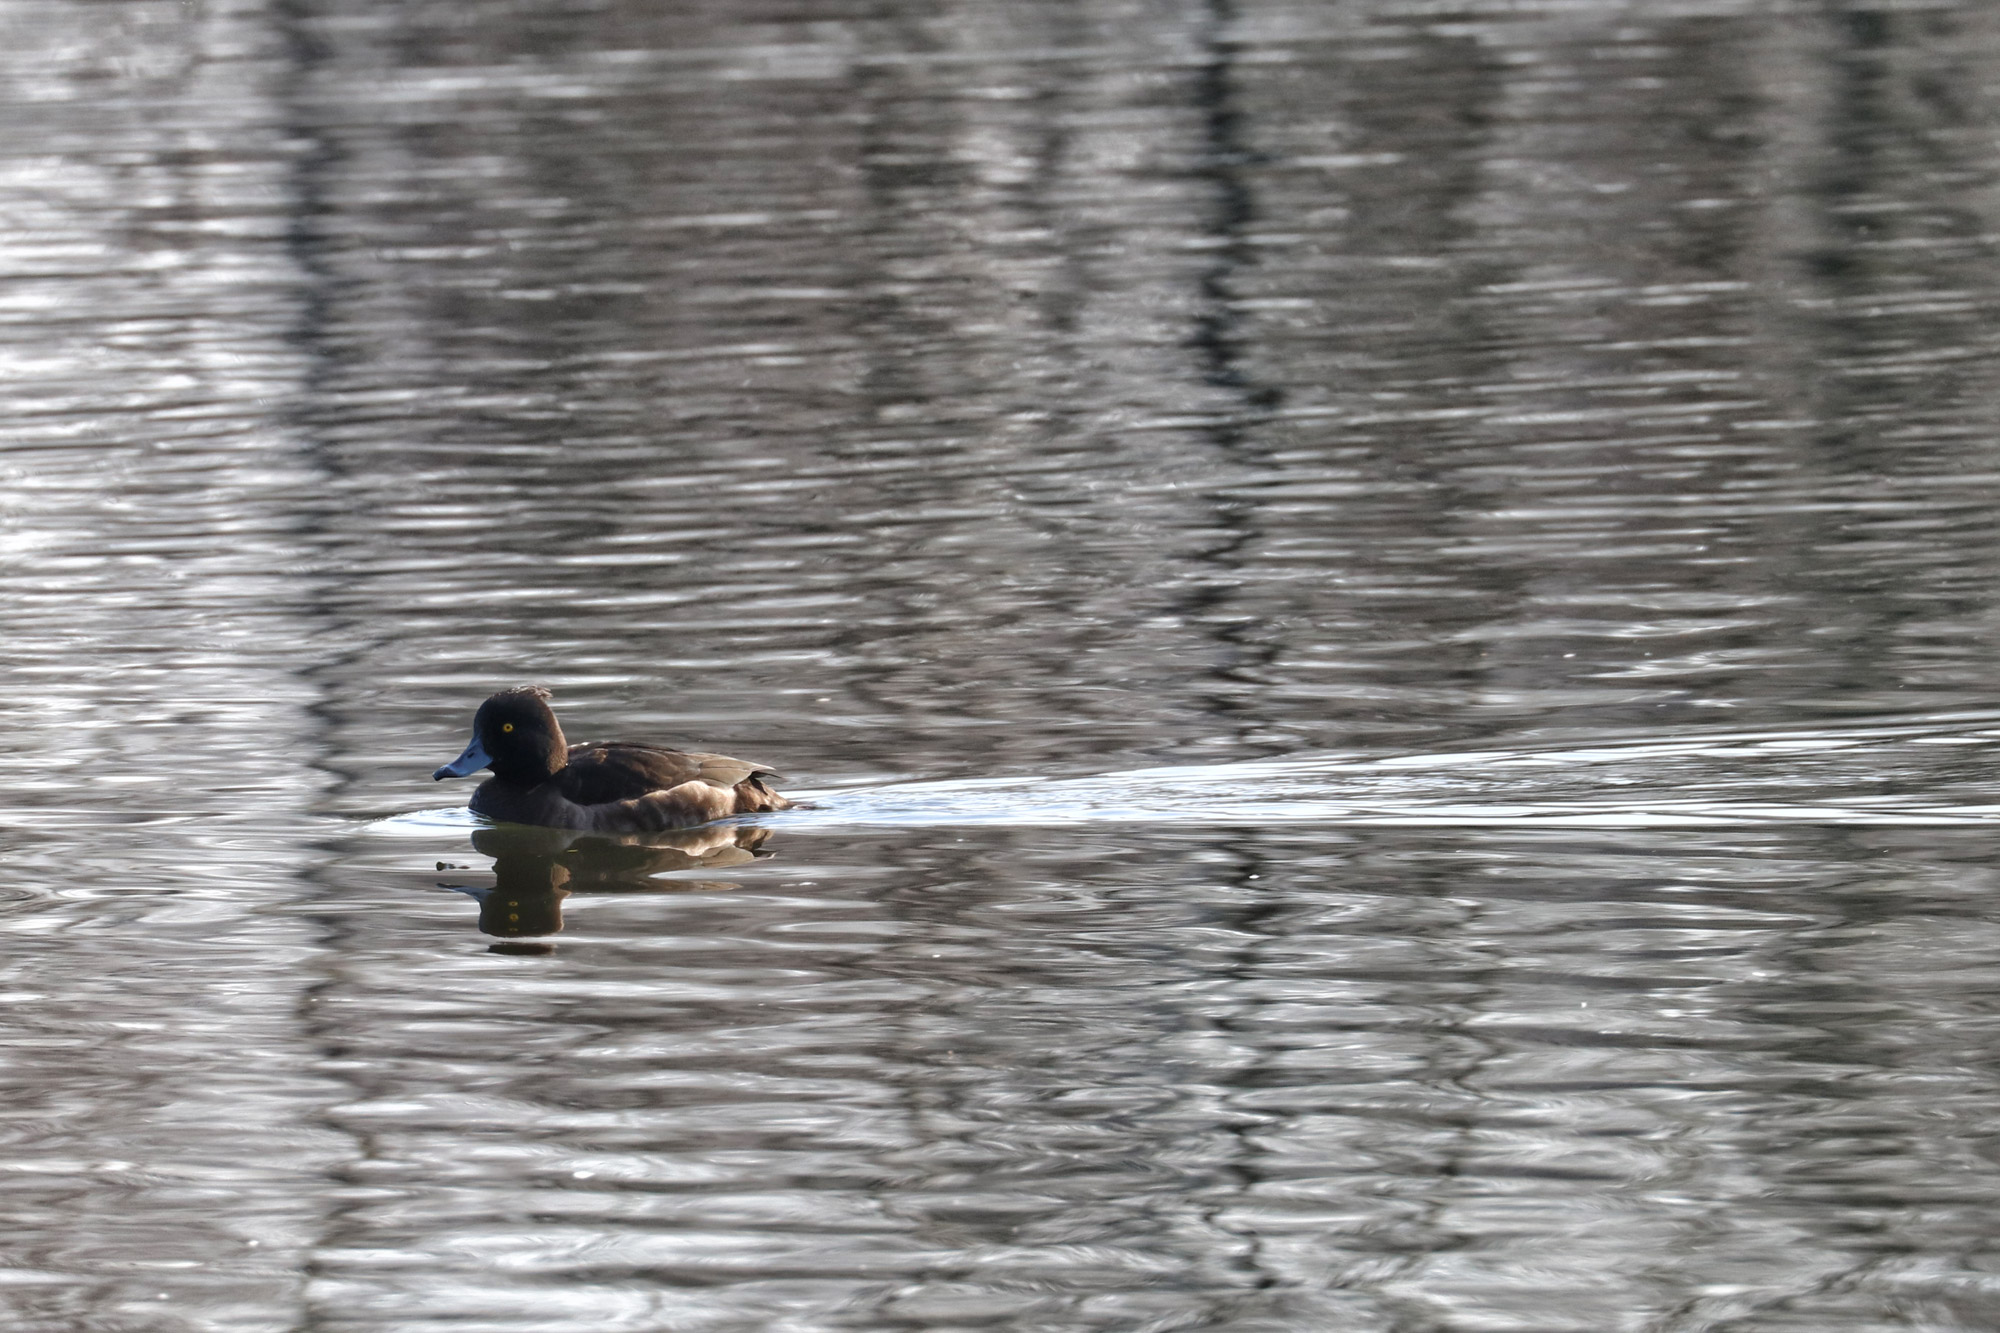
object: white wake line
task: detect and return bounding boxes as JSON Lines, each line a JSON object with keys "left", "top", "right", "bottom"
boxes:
{"left": 767, "top": 799, "right": 2000, "bottom": 829}
{"left": 772, "top": 713, "right": 2000, "bottom": 828}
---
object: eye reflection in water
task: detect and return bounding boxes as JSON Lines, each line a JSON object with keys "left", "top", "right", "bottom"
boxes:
{"left": 438, "top": 822, "right": 774, "bottom": 950}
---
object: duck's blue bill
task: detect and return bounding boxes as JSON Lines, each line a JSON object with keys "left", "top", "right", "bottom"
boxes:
{"left": 433, "top": 735, "right": 491, "bottom": 780}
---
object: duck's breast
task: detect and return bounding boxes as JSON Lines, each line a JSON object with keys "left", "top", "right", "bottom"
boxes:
{"left": 469, "top": 779, "right": 592, "bottom": 829}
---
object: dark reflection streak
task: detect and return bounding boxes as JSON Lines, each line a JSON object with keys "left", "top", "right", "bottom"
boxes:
{"left": 1324, "top": 32, "right": 1509, "bottom": 743}
{"left": 1647, "top": 839, "right": 1934, "bottom": 1324}
{"left": 828, "top": 17, "right": 953, "bottom": 750}
{"left": 271, "top": 0, "right": 344, "bottom": 466}
{"left": 270, "top": 0, "right": 361, "bottom": 813}
{"left": 1809, "top": 9, "right": 1937, "bottom": 446}
{"left": 836, "top": 20, "right": 1007, "bottom": 1295}
{"left": 1175, "top": 0, "right": 1286, "bottom": 759}
{"left": 270, "top": 0, "right": 374, "bottom": 809}
{"left": 1795, "top": 8, "right": 1972, "bottom": 704}
{"left": 1191, "top": 830, "right": 1282, "bottom": 1302}
{"left": 1025, "top": 79, "right": 1084, "bottom": 342}
{"left": 1015, "top": 19, "right": 1089, "bottom": 467}
{"left": 1417, "top": 880, "right": 1513, "bottom": 1295}
{"left": 271, "top": 0, "right": 398, "bottom": 818}
{"left": 1187, "top": 0, "right": 1280, "bottom": 429}
{"left": 268, "top": 2, "right": 382, "bottom": 1326}
{"left": 1178, "top": 1, "right": 1295, "bottom": 1304}
{"left": 1707, "top": 831, "right": 1894, "bottom": 1322}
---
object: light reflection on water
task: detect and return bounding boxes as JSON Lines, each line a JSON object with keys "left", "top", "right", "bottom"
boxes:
{"left": 305, "top": 815, "right": 2000, "bottom": 1332}
{"left": 7, "top": 0, "right": 2000, "bottom": 1328}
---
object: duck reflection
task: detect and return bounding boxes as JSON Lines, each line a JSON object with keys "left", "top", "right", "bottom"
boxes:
{"left": 442, "top": 821, "right": 774, "bottom": 948}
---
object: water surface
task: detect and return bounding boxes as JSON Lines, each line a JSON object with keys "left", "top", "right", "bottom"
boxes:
{"left": 7, "top": 0, "right": 2000, "bottom": 1329}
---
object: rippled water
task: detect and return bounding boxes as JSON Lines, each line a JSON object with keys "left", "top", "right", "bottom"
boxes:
{"left": 10, "top": 0, "right": 2000, "bottom": 1329}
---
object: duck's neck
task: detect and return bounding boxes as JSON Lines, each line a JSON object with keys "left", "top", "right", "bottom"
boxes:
{"left": 494, "top": 747, "right": 566, "bottom": 787}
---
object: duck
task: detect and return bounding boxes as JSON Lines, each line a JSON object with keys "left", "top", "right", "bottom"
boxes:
{"left": 433, "top": 686, "right": 791, "bottom": 832}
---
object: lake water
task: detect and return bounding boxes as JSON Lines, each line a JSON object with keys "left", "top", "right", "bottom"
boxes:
{"left": 8, "top": 0, "right": 2000, "bottom": 1329}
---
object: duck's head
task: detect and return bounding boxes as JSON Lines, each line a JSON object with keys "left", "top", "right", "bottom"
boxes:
{"left": 434, "top": 686, "right": 568, "bottom": 785}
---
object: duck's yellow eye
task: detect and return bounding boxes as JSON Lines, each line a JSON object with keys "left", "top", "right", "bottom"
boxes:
{"left": 502, "top": 722, "right": 515, "bottom": 733}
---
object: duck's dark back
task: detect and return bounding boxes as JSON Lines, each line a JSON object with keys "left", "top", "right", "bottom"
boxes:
{"left": 558, "top": 742, "right": 781, "bottom": 806}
